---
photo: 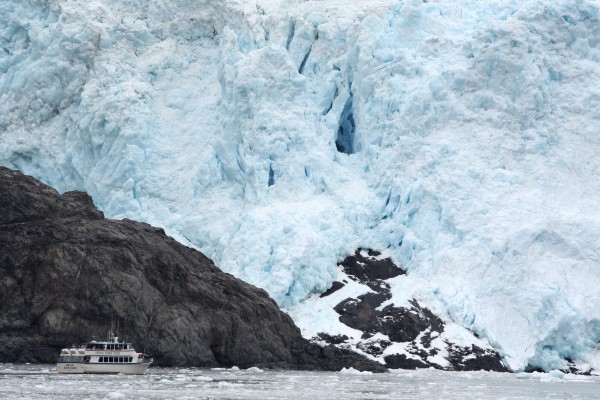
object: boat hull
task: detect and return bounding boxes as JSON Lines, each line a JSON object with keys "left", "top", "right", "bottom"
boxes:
{"left": 57, "top": 362, "right": 152, "bottom": 375}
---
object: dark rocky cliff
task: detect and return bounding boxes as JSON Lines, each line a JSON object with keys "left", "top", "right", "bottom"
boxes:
{"left": 0, "top": 167, "right": 384, "bottom": 371}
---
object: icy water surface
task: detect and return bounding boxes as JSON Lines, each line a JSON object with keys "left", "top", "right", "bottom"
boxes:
{"left": 1, "top": 364, "right": 599, "bottom": 399}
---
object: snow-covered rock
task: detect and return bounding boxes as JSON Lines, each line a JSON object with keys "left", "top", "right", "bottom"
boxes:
{"left": 291, "top": 248, "right": 507, "bottom": 371}
{"left": 1, "top": 0, "right": 599, "bottom": 373}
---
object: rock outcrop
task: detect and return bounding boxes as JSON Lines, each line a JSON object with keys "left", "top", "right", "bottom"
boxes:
{"left": 0, "top": 167, "right": 384, "bottom": 371}
{"left": 316, "top": 249, "right": 507, "bottom": 372}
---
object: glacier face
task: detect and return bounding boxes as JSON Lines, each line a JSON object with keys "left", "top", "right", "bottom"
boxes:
{"left": 1, "top": 0, "right": 600, "bottom": 372}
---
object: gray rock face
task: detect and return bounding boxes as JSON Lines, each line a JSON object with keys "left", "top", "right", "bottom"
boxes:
{"left": 0, "top": 167, "right": 385, "bottom": 371}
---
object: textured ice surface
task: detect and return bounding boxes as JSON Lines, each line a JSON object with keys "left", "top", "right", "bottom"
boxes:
{"left": 1, "top": 364, "right": 600, "bottom": 400}
{"left": 1, "top": 0, "right": 600, "bottom": 372}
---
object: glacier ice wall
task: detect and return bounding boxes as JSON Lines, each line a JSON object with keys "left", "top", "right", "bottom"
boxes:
{"left": 1, "top": 0, "right": 600, "bottom": 371}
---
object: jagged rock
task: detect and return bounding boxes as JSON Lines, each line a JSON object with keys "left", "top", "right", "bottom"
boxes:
{"left": 383, "top": 354, "right": 429, "bottom": 370}
{"left": 447, "top": 344, "right": 506, "bottom": 372}
{"left": 316, "top": 332, "right": 349, "bottom": 345}
{"left": 335, "top": 297, "right": 382, "bottom": 339}
{"left": 339, "top": 249, "right": 405, "bottom": 283}
{"left": 0, "top": 167, "right": 385, "bottom": 372}
{"left": 319, "top": 281, "right": 344, "bottom": 298}
{"left": 380, "top": 301, "right": 444, "bottom": 343}
{"left": 357, "top": 340, "right": 391, "bottom": 357}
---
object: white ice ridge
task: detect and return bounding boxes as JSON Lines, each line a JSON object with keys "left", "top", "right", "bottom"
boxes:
{"left": 1, "top": 0, "right": 600, "bottom": 372}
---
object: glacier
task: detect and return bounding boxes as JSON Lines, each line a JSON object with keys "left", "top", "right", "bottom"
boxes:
{"left": 1, "top": 0, "right": 600, "bottom": 372}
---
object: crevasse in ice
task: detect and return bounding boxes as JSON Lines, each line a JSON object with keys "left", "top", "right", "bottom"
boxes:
{"left": 1, "top": 0, "right": 599, "bottom": 372}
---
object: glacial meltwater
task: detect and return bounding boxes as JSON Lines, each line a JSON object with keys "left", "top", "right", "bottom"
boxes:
{"left": 1, "top": 364, "right": 599, "bottom": 399}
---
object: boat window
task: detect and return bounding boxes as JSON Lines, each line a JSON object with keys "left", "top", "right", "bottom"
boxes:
{"left": 129, "top": 357, "right": 133, "bottom": 362}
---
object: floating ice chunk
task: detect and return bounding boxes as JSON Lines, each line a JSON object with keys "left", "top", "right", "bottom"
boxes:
{"left": 339, "top": 367, "right": 373, "bottom": 375}
{"left": 194, "top": 376, "right": 214, "bottom": 382}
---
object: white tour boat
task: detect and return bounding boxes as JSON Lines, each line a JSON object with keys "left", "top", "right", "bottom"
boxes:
{"left": 56, "top": 336, "right": 153, "bottom": 374}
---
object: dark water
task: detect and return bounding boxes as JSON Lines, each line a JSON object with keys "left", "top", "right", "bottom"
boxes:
{"left": 1, "top": 364, "right": 599, "bottom": 399}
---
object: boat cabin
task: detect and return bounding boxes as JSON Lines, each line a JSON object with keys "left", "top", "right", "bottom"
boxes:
{"left": 86, "top": 341, "right": 132, "bottom": 351}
